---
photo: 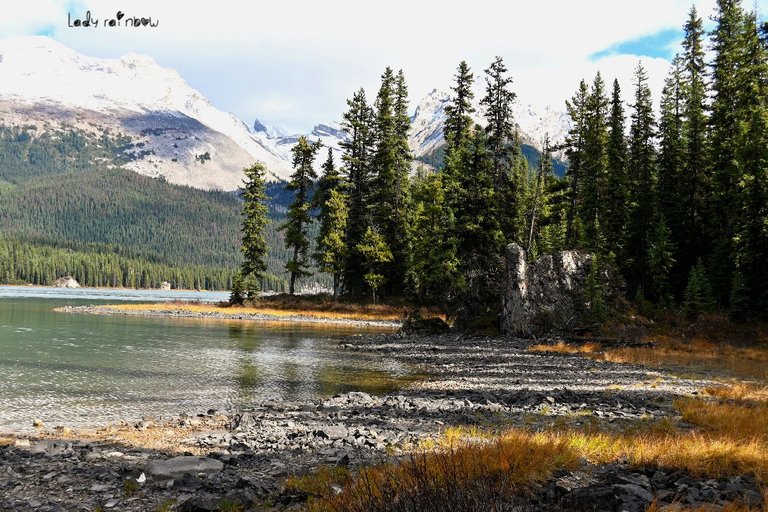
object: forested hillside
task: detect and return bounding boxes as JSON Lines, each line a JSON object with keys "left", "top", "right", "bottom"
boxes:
{"left": 0, "top": 125, "right": 327, "bottom": 291}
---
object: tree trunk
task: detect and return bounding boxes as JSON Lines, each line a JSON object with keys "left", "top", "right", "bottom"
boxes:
{"left": 289, "top": 246, "right": 299, "bottom": 295}
{"left": 332, "top": 274, "right": 339, "bottom": 303}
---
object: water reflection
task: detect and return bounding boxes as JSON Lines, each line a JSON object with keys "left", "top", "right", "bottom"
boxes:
{"left": 0, "top": 295, "right": 416, "bottom": 432}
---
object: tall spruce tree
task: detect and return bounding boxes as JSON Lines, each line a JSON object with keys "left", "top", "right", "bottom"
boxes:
{"left": 280, "top": 136, "right": 321, "bottom": 295}
{"left": 526, "top": 135, "right": 553, "bottom": 257}
{"left": 604, "top": 79, "right": 628, "bottom": 261}
{"left": 657, "top": 56, "right": 686, "bottom": 297}
{"left": 564, "top": 80, "right": 590, "bottom": 247}
{"left": 314, "top": 149, "right": 347, "bottom": 301}
{"left": 580, "top": 72, "right": 610, "bottom": 252}
{"left": 680, "top": 6, "right": 709, "bottom": 297}
{"left": 708, "top": 0, "right": 745, "bottom": 304}
{"left": 370, "top": 67, "right": 411, "bottom": 296}
{"left": 732, "top": 12, "right": 768, "bottom": 317}
{"left": 626, "top": 63, "right": 658, "bottom": 299}
{"left": 340, "top": 88, "right": 376, "bottom": 296}
{"left": 238, "top": 163, "right": 270, "bottom": 299}
{"left": 444, "top": 61, "right": 476, "bottom": 150}
{"left": 481, "top": 56, "right": 523, "bottom": 243}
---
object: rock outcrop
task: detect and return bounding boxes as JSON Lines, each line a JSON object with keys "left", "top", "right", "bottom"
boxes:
{"left": 53, "top": 276, "right": 80, "bottom": 288}
{"left": 502, "top": 243, "right": 610, "bottom": 337}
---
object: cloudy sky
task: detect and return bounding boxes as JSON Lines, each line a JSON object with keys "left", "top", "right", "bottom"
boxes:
{"left": 3, "top": 0, "right": 767, "bottom": 133}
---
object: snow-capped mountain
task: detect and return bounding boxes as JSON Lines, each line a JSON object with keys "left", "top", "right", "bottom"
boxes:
{"left": 251, "top": 120, "right": 347, "bottom": 173}
{"left": 408, "top": 89, "right": 571, "bottom": 161}
{"left": 0, "top": 36, "right": 293, "bottom": 189}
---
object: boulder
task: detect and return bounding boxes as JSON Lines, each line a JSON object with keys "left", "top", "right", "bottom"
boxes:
{"left": 53, "top": 276, "right": 80, "bottom": 288}
{"left": 160, "top": 281, "right": 171, "bottom": 291}
{"left": 401, "top": 310, "right": 450, "bottom": 334}
{"left": 502, "top": 243, "right": 613, "bottom": 337}
{"left": 144, "top": 456, "right": 224, "bottom": 480}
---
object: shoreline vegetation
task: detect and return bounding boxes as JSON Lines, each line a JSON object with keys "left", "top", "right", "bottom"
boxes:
{"left": 53, "top": 294, "right": 431, "bottom": 328}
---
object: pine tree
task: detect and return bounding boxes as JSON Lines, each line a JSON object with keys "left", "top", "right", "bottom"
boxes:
{"left": 680, "top": 7, "right": 709, "bottom": 297}
{"left": 733, "top": 12, "right": 768, "bottom": 317}
{"left": 708, "top": 0, "right": 745, "bottom": 304}
{"left": 370, "top": 67, "right": 411, "bottom": 295}
{"left": 317, "top": 189, "right": 348, "bottom": 302}
{"left": 564, "top": 80, "right": 590, "bottom": 247}
{"left": 648, "top": 216, "right": 676, "bottom": 306}
{"left": 314, "top": 148, "right": 343, "bottom": 214}
{"left": 444, "top": 61, "right": 475, "bottom": 150}
{"left": 657, "top": 57, "right": 686, "bottom": 297}
{"left": 526, "top": 135, "right": 553, "bottom": 257}
{"left": 314, "top": 149, "right": 347, "bottom": 301}
{"left": 229, "top": 271, "right": 246, "bottom": 305}
{"left": 683, "top": 260, "right": 715, "bottom": 319}
{"left": 409, "top": 171, "right": 462, "bottom": 306}
{"left": 280, "top": 136, "right": 321, "bottom": 295}
{"left": 626, "top": 63, "right": 657, "bottom": 299}
{"left": 580, "top": 72, "right": 610, "bottom": 252}
{"left": 356, "top": 227, "right": 392, "bottom": 304}
{"left": 340, "top": 88, "right": 376, "bottom": 296}
{"left": 453, "top": 126, "right": 505, "bottom": 324}
{"left": 603, "top": 79, "right": 628, "bottom": 260}
{"left": 239, "top": 163, "right": 270, "bottom": 298}
{"left": 481, "top": 56, "right": 523, "bottom": 243}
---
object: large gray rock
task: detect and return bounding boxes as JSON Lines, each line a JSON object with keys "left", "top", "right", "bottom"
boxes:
{"left": 502, "top": 243, "right": 609, "bottom": 337}
{"left": 144, "top": 456, "right": 223, "bottom": 479}
{"left": 53, "top": 276, "right": 80, "bottom": 288}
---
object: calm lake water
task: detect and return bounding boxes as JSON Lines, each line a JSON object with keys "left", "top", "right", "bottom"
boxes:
{"left": 0, "top": 287, "right": 408, "bottom": 432}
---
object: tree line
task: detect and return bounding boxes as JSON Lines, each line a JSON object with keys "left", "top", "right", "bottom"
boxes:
{"left": 235, "top": 0, "right": 768, "bottom": 324}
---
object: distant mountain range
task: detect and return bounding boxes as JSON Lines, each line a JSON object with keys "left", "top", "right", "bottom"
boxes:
{"left": 0, "top": 36, "right": 570, "bottom": 190}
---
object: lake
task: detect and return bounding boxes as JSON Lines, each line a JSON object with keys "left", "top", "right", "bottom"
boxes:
{"left": 0, "top": 287, "right": 409, "bottom": 432}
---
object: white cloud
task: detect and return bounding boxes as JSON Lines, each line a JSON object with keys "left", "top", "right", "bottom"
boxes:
{"left": 3, "top": 0, "right": 767, "bottom": 130}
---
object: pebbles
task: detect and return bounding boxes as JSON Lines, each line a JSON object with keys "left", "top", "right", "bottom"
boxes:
{"left": 0, "top": 332, "right": 745, "bottom": 511}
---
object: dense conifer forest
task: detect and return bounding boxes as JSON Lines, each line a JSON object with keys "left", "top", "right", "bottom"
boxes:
{"left": 241, "top": 0, "right": 767, "bottom": 323}
{"left": 0, "top": 125, "right": 320, "bottom": 291}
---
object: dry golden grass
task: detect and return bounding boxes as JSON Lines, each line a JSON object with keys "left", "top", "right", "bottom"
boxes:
{"left": 306, "top": 383, "right": 768, "bottom": 511}
{"left": 599, "top": 337, "right": 768, "bottom": 381}
{"left": 529, "top": 340, "right": 601, "bottom": 354}
{"left": 702, "top": 383, "right": 768, "bottom": 403}
{"left": 306, "top": 425, "right": 768, "bottom": 511}
{"left": 309, "top": 430, "right": 581, "bottom": 512}
{"left": 531, "top": 336, "right": 768, "bottom": 382}
{"left": 111, "top": 302, "right": 405, "bottom": 322}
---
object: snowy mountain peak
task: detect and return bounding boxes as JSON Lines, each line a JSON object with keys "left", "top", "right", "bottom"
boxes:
{"left": 407, "top": 87, "right": 570, "bottom": 160}
{"left": 0, "top": 36, "right": 293, "bottom": 187}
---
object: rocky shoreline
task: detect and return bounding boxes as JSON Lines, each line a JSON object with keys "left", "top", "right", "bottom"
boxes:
{"left": 55, "top": 305, "right": 402, "bottom": 329}
{"left": 1, "top": 333, "right": 763, "bottom": 511}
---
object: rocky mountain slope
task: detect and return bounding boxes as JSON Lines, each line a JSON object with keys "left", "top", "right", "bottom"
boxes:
{"left": 0, "top": 36, "right": 293, "bottom": 189}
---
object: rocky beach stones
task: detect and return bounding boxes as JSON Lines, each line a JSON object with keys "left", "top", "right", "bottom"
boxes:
{"left": 144, "top": 456, "right": 224, "bottom": 480}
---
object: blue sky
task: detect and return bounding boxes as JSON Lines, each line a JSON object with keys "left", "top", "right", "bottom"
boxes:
{"left": 3, "top": 0, "right": 767, "bottom": 133}
{"left": 590, "top": 29, "right": 685, "bottom": 61}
